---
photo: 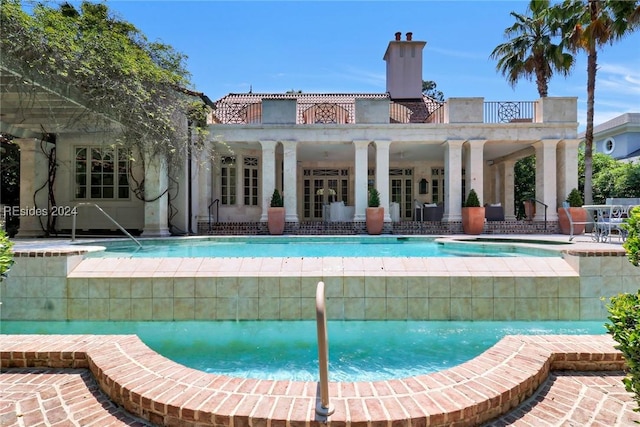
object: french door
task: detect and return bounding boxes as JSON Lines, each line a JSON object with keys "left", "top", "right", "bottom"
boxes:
{"left": 302, "top": 169, "right": 349, "bottom": 220}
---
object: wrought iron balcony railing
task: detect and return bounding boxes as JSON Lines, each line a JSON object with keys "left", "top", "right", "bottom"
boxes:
{"left": 211, "top": 96, "right": 538, "bottom": 125}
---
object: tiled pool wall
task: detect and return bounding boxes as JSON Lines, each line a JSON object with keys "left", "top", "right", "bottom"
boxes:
{"left": 0, "top": 248, "right": 637, "bottom": 321}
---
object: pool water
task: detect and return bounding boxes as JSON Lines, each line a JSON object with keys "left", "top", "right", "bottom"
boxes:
{"left": 83, "top": 236, "right": 560, "bottom": 258}
{"left": 1, "top": 320, "right": 605, "bottom": 381}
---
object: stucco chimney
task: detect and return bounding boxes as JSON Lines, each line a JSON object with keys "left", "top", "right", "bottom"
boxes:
{"left": 383, "top": 33, "right": 426, "bottom": 100}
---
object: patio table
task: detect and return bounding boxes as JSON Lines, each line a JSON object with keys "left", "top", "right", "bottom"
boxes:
{"left": 582, "top": 204, "right": 628, "bottom": 242}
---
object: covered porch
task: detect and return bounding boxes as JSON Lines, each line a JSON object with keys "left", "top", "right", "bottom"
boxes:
{"left": 200, "top": 95, "right": 580, "bottom": 234}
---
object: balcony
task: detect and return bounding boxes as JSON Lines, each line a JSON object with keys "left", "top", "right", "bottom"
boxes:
{"left": 211, "top": 94, "right": 576, "bottom": 126}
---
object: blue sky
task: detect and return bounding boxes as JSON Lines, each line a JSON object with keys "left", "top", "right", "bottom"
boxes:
{"left": 104, "top": 0, "right": 639, "bottom": 130}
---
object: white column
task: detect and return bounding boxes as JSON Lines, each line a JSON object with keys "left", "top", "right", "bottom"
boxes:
{"left": 282, "top": 140, "right": 299, "bottom": 223}
{"left": 172, "top": 150, "right": 189, "bottom": 234}
{"left": 141, "top": 154, "right": 171, "bottom": 237}
{"left": 14, "top": 138, "right": 53, "bottom": 237}
{"left": 502, "top": 159, "right": 517, "bottom": 221}
{"left": 489, "top": 162, "right": 500, "bottom": 204}
{"left": 353, "top": 140, "right": 370, "bottom": 221}
{"left": 195, "top": 146, "right": 212, "bottom": 226}
{"left": 465, "top": 139, "right": 486, "bottom": 204}
{"left": 442, "top": 139, "right": 464, "bottom": 222}
{"left": 533, "top": 139, "right": 560, "bottom": 221}
{"left": 374, "top": 140, "right": 392, "bottom": 222}
{"left": 556, "top": 139, "right": 580, "bottom": 205}
{"left": 259, "top": 140, "right": 277, "bottom": 222}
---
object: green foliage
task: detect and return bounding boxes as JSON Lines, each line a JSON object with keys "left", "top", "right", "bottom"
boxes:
{"left": 464, "top": 189, "right": 481, "bottom": 207}
{"left": 490, "top": 0, "right": 574, "bottom": 97}
{"left": 421, "top": 80, "right": 444, "bottom": 102}
{"left": 515, "top": 155, "right": 535, "bottom": 218}
{"left": 623, "top": 206, "right": 640, "bottom": 267}
{"left": 566, "top": 188, "right": 583, "bottom": 207}
{"left": 553, "top": 0, "right": 640, "bottom": 204}
{"left": 0, "top": 0, "right": 211, "bottom": 191}
{"left": 606, "top": 291, "right": 640, "bottom": 411}
{"left": 0, "top": 229, "right": 14, "bottom": 280}
{"left": 0, "top": 139, "right": 20, "bottom": 236}
{"left": 270, "top": 189, "right": 283, "bottom": 208}
{"left": 368, "top": 188, "right": 380, "bottom": 208}
{"left": 592, "top": 159, "right": 640, "bottom": 203}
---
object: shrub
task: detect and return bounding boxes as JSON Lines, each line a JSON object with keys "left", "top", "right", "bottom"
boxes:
{"left": 0, "top": 229, "right": 14, "bottom": 281}
{"left": 368, "top": 188, "right": 380, "bottom": 208}
{"left": 270, "top": 189, "right": 283, "bottom": 208}
{"left": 606, "top": 291, "right": 640, "bottom": 412}
{"left": 623, "top": 206, "right": 640, "bottom": 267}
{"left": 464, "top": 189, "right": 481, "bottom": 208}
{"left": 567, "top": 188, "right": 584, "bottom": 207}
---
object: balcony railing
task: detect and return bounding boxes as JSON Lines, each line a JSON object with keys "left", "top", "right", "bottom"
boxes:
{"left": 484, "top": 101, "right": 537, "bottom": 123}
{"left": 211, "top": 99, "right": 540, "bottom": 125}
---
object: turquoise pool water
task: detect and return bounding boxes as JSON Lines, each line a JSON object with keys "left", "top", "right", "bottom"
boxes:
{"left": 83, "top": 236, "right": 560, "bottom": 258}
{"left": 1, "top": 320, "right": 605, "bottom": 381}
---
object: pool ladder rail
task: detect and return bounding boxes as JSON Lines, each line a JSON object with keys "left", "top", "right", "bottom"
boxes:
{"left": 316, "top": 281, "right": 334, "bottom": 417}
{"left": 71, "top": 202, "right": 142, "bottom": 248}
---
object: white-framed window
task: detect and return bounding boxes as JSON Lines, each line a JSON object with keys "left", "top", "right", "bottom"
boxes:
{"left": 75, "top": 147, "right": 129, "bottom": 199}
{"left": 243, "top": 156, "right": 259, "bottom": 206}
{"left": 221, "top": 156, "right": 236, "bottom": 205}
{"left": 604, "top": 137, "right": 615, "bottom": 154}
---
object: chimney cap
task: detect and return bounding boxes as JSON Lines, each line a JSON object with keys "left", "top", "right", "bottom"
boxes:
{"left": 406, "top": 32, "right": 413, "bottom": 41}
{"left": 394, "top": 32, "right": 401, "bottom": 41}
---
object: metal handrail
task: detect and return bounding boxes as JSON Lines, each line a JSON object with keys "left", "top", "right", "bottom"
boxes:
{"left": 531, "top": 198, "right": 548, "bottom": 230}
{"left": 71, "top": 202, "right": 142, "bottom": 247}
{"left": 208, "top": 198, "right": 219, "bottom": 232}
{"left": 315, "top": 281, "right": 334, "bottom": 416}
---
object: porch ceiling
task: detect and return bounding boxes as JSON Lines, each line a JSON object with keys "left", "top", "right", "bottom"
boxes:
{"left": 290, "top": 139, "right": 535, "bottom": 163}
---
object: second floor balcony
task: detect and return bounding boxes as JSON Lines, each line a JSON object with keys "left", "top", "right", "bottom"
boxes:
{"left": 210, "top": 93, "right": 577, "bottom": 126}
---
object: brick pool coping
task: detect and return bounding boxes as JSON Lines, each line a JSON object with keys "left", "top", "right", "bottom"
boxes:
{"left": 0, "top": 334, "right": 625, "bottom": 427}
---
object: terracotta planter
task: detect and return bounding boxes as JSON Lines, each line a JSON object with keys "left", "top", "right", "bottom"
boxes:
{"left": 462, "top": 206, "right": 485, "bottom": 235}
{"left": 558, "top": 207, "right": 587, "bottom": 235}
{"left": 365, "top": 207, "right": 384, "bottom": 235}
{"left": 524, "top": 200, "right": 536, "bottom": 221}
{"left": 267, "top": 207, "right": 285, "bottom": 235}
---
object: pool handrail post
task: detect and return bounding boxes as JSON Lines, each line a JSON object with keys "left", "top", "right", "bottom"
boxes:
{"left": 71, "top": 202, "right": 142, "bottom": 247}
{"left": 315, "top": 281, "right": 334, "bottom": 416}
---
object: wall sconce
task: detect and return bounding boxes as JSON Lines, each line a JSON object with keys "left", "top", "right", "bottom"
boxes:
{"left": 419, "top": 178, "right": 428, "bottom": 195}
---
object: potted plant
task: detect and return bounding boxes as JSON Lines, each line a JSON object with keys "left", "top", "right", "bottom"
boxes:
{"left": 522, "top": 192, "right": 536, "bottom": 221}
{"left": 366, "top": 187, "right": 384, "bottom": 235}
{"left": 461, "top": 189, "right": 485, "bottom": 235}
{"left": 558, "top": 188, "right": 587, "bottom": 235}
{"left": 267, "top": 189, "right": 285, "bottom": 235}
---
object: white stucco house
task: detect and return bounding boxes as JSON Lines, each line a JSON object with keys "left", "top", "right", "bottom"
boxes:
{"left": 2, "top": 32, "right": 581, "bottom": 237}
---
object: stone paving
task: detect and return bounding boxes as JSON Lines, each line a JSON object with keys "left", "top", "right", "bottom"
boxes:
{"left": 1, "top": 368, "right": 638, "bottom": 426}
{"left": 0, "top": 368, "right": 152, "bottom": 427}
{"left": 485, "top": 371, "right": 639, "bottom": 426}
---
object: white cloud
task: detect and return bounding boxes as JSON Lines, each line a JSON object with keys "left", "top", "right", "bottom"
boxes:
{"left": 597, "top": 62, "right": 640, "bottom": 96}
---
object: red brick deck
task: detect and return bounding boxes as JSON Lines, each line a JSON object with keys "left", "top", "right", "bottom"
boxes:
{"left": 1, "top": 334, "right": 636, "bottom": 427}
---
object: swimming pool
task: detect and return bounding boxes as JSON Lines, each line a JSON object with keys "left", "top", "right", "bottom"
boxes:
{"left": 1, "top": 320, "right": 605, "bottom": 381}
{"left": 82, "top": 236, "right": 561, "bottom": 258}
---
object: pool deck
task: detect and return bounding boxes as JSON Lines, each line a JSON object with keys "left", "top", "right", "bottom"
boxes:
{"left": 1, "top": 234, "right": 639, "bottom": 425}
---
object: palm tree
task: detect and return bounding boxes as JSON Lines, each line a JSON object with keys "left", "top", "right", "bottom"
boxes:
{"left": 554, "top": 0, "right": 640, "bottom": 204}
{"left": 490, "top": 0, "right": 574, "bottom": 98}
